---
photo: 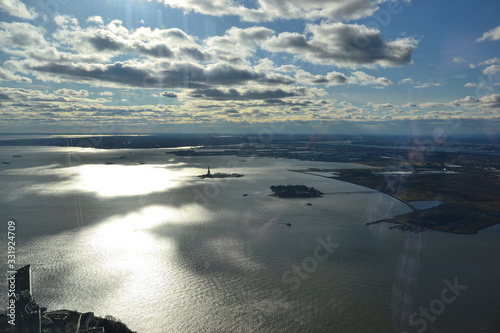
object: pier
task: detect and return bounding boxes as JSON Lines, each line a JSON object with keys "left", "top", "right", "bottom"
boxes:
{"left": 365, "top": 218, "right": 388, "bottom": 225}
{"left": 324, "top": 190, "right": 377, "bottom": 195}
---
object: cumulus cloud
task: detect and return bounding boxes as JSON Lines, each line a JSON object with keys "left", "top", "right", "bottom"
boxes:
{"left": 87, "top": 16, "right": 104, "bottom": 24}
{"left": 54, "top": 89, "right": 90, "bottom": 97}
{"left": 348, "top": 71, "right": 393, "bottom": 86}
{"left": 0, "top": 67, "right": 31, "bottom": 83}
{"left": 476, "top": 26, "right": 500, "bottom": 42}
{"left": 399, "top": 78, "right": 414, "bottom": 84}
{"left": 418, "top": 102, "right": 447, "bottom": 108}
{"left": 262, "top": 22, "right": 417, "bottom": 68}
{"left": 414, "top": 82, "right": 442, "bottom": 88}
{"left": 0, "top": 87, "right": 109, "bottom": 106}
{"left": 51, "top": 17, "right": 208, "bottom": 62}
{"left": 295, "top": 70, "right": 348, "bottom": 86}
{"left": 367, "top": 102, "right": 394, "bottom": 109}
{"left": 452, "top": 57, "right": 465, "bottom": 63}
{"left": 293, "top": 69, "right": 392, "bottom": 87}
{"left": 0, "top": 15, "right": 416, "bottom": 103}
{"left": 464, "top": 83, "right": 483, "bottom": 88}
{"left": 483, "top": 65, "right": 500, "bottom": 75}
{"left": 162, "top": 91, "right": 178, "bottom": 98}
{"left": 20, "top": 58, "right": 295, "bottom": 90}
{"left": 450, "top": 96, "right": 479, "bottom": 107}
{"left": 155, "top": 0, "right": 394, "bottom": 22}
{"left": 189, "top": 86, "right": 326, "bottom": 100}
{"left": 0, "top": 22, "right": 48, "bottom": 50}
{"left": 479, "top": 94, "right": 500, "bottom": 109}
{"left": 478, "top": 58, "right": 500, "bottom": 66}
{"left": 205, "top": 26, "right": 274, "bottom": 63}
{"left": 0, "top": 0, "right": 37, "bottom": 19}
{"left": 0, "top": 13, "right": 420, "bottom": 111}
{"left": 469, "top": 57, "right": 500, "bottom": 69}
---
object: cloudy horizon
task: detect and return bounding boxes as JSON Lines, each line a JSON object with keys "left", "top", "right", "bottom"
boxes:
{"left": 0, "top": 0, "right": 499, "bottom": 135}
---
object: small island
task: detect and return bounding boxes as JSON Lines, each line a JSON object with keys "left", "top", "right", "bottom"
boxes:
{"left": 198, "top": 166, "right": 244, "bottom": 179}
{"left": 270, "top": 185, "right": 324, "bottom": 198}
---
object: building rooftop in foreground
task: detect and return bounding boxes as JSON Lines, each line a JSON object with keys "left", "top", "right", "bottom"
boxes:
{"left": 3, "top": 265, "right": 105, "bottom": 333}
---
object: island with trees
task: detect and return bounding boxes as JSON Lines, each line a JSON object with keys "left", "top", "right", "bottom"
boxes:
{"left": 270, "top": 185, "right": 324, "bottom": 198}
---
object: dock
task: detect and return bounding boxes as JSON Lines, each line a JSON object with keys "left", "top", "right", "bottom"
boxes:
{"left": 365, "top": 218, "right": 388, "bottom": 225}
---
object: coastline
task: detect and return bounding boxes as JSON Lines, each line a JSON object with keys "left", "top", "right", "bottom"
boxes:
{"left": 290, "top": 168, "right": 500, "bottom": 234}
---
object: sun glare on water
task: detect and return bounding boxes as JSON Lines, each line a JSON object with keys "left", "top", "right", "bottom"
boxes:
{"left": 68, "top": 164, "right": 185, "bottom": 197}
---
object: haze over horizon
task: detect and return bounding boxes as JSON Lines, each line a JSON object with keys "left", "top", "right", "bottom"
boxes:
{"left": 0, "top": 0, "right": 499, "bottom": 135}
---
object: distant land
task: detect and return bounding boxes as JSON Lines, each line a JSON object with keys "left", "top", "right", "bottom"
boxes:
{"left": 0, "top": 133, "right": 498, "bottom": 152}
{"left": 1, "top": 133, "right": 498, "bottom": 234}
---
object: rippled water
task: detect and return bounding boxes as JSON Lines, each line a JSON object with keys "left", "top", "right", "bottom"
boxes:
{"left": 0, "top": 147, "right": 499, "bottom": 332}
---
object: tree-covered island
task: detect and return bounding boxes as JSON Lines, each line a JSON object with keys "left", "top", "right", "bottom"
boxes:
{"left": 270, "top": 185, "right": 324, "bottom": 198}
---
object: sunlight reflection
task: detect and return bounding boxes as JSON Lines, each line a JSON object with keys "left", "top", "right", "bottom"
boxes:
{"left": 72, "top": 164, "right": 184, "bottom": 197}
{"left": 5, "top": 163, "right": 191, "bottom": 198}
{"left": 85, "top": 204, "right": 212, "bottom": 301}
{"left": 207, "top": 236, "right": 263, "bottom": 272}
{"left": 5, "top": 163, "right": 189, "bottom": 198}
{"left": 89, "top": 204, "right": 210, "bottom": 251}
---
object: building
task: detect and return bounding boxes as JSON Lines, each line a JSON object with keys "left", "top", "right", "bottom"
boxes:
{"left": 4, "top": 265, "right": 105, "bottom": 333}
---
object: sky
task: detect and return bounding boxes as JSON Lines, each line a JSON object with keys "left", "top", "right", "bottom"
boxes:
{"left": 0, "top": 0, "right": 499, "bottom": 135}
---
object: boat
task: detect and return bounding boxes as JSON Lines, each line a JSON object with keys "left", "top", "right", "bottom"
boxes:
{"left": 307, "top": 203, "right": 312, "bottom": 206}
{"left": 243, "top": 194, "right": 248, "bottom": 197}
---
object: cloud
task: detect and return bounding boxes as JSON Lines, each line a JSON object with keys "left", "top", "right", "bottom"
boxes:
{"left": 401, "top": 95, "right": 497, "bottom": 112}
{"left": 418, "top": 102, "right": 448, "bottom": 108}
{"left": 162, "top": 91, "right": 178, "bottom": 98}
{"left": 15, "top": 33, "right": 297, "bottom": 90}
{"left": 54, "top": 89, "right": 90, "bottom": 97}
{"left": 476, "top": 26, "right": 500, "bottom": 42}
{"left": 0, "top": 0, "right": 37, "bottom": 19}
{"left": 478, "top": 58, "right": 500, "bottom": 66}
{"left": 98, "top": 91, "right": 114, "bottom": 96}
{"left": 87, "top": 16, "right": 104, "bottom": 24}
{"left": 348, "top": 71, "right": 393, "bottom": 86}
{"left": 155, "top": 0, "right": 392, "bottom": 22}
{"left": 452, "top": 57, "right": 465, "bottom": 63}
{"left": 205, "top": 26, "right": 274, "bottom": 63}
{"left": 0, "top": 67, "right": 31, "bottom": 83}
{"left": 295, "top": 70, "right": 348, "bottom": 86}
{"left": 189, "top": 87, "right": 326, "bottom": 100}
{"left": 289, "top": 69, "right": 392, "bottom": 87}
{"left": 479, "top": 94, "right": 500, "bottom": 109}
{"left": 262, "top": 22, "right": 417, "bottom": 68}
{"left": 464, "top": 83, "right": 483, "bottom": 88}
{"left": 367, "top": 102, "right": 394, "bottom": 109}
{"left": 0, "top": 87, "right": 109, "bottom": 107}
{"left": 483, "top": 65, "right": 500, "bottom": 75}
{"left": 414, "top": 82, "right": 442, "bottom": 88}
{"left": 0, "top": 14, "right": 418, "bottom": 109}
{"left": 399, "top": 78, "right": 414, "bottom": 84}
{"left": 469, "top": 58, "right": 500, "bottom": 69}
{"left": 52, "top": 18, "right": 207, "bottom": 61}
{"left": 0, "top": 22, "right": 48, "bottom": 50}
{"left": 450, "top": 96, "right": 479, "bottom": 107}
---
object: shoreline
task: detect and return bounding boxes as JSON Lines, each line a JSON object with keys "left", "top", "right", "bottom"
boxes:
{"left": 291, "top": 168, "right": 500, "bottom": 234}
